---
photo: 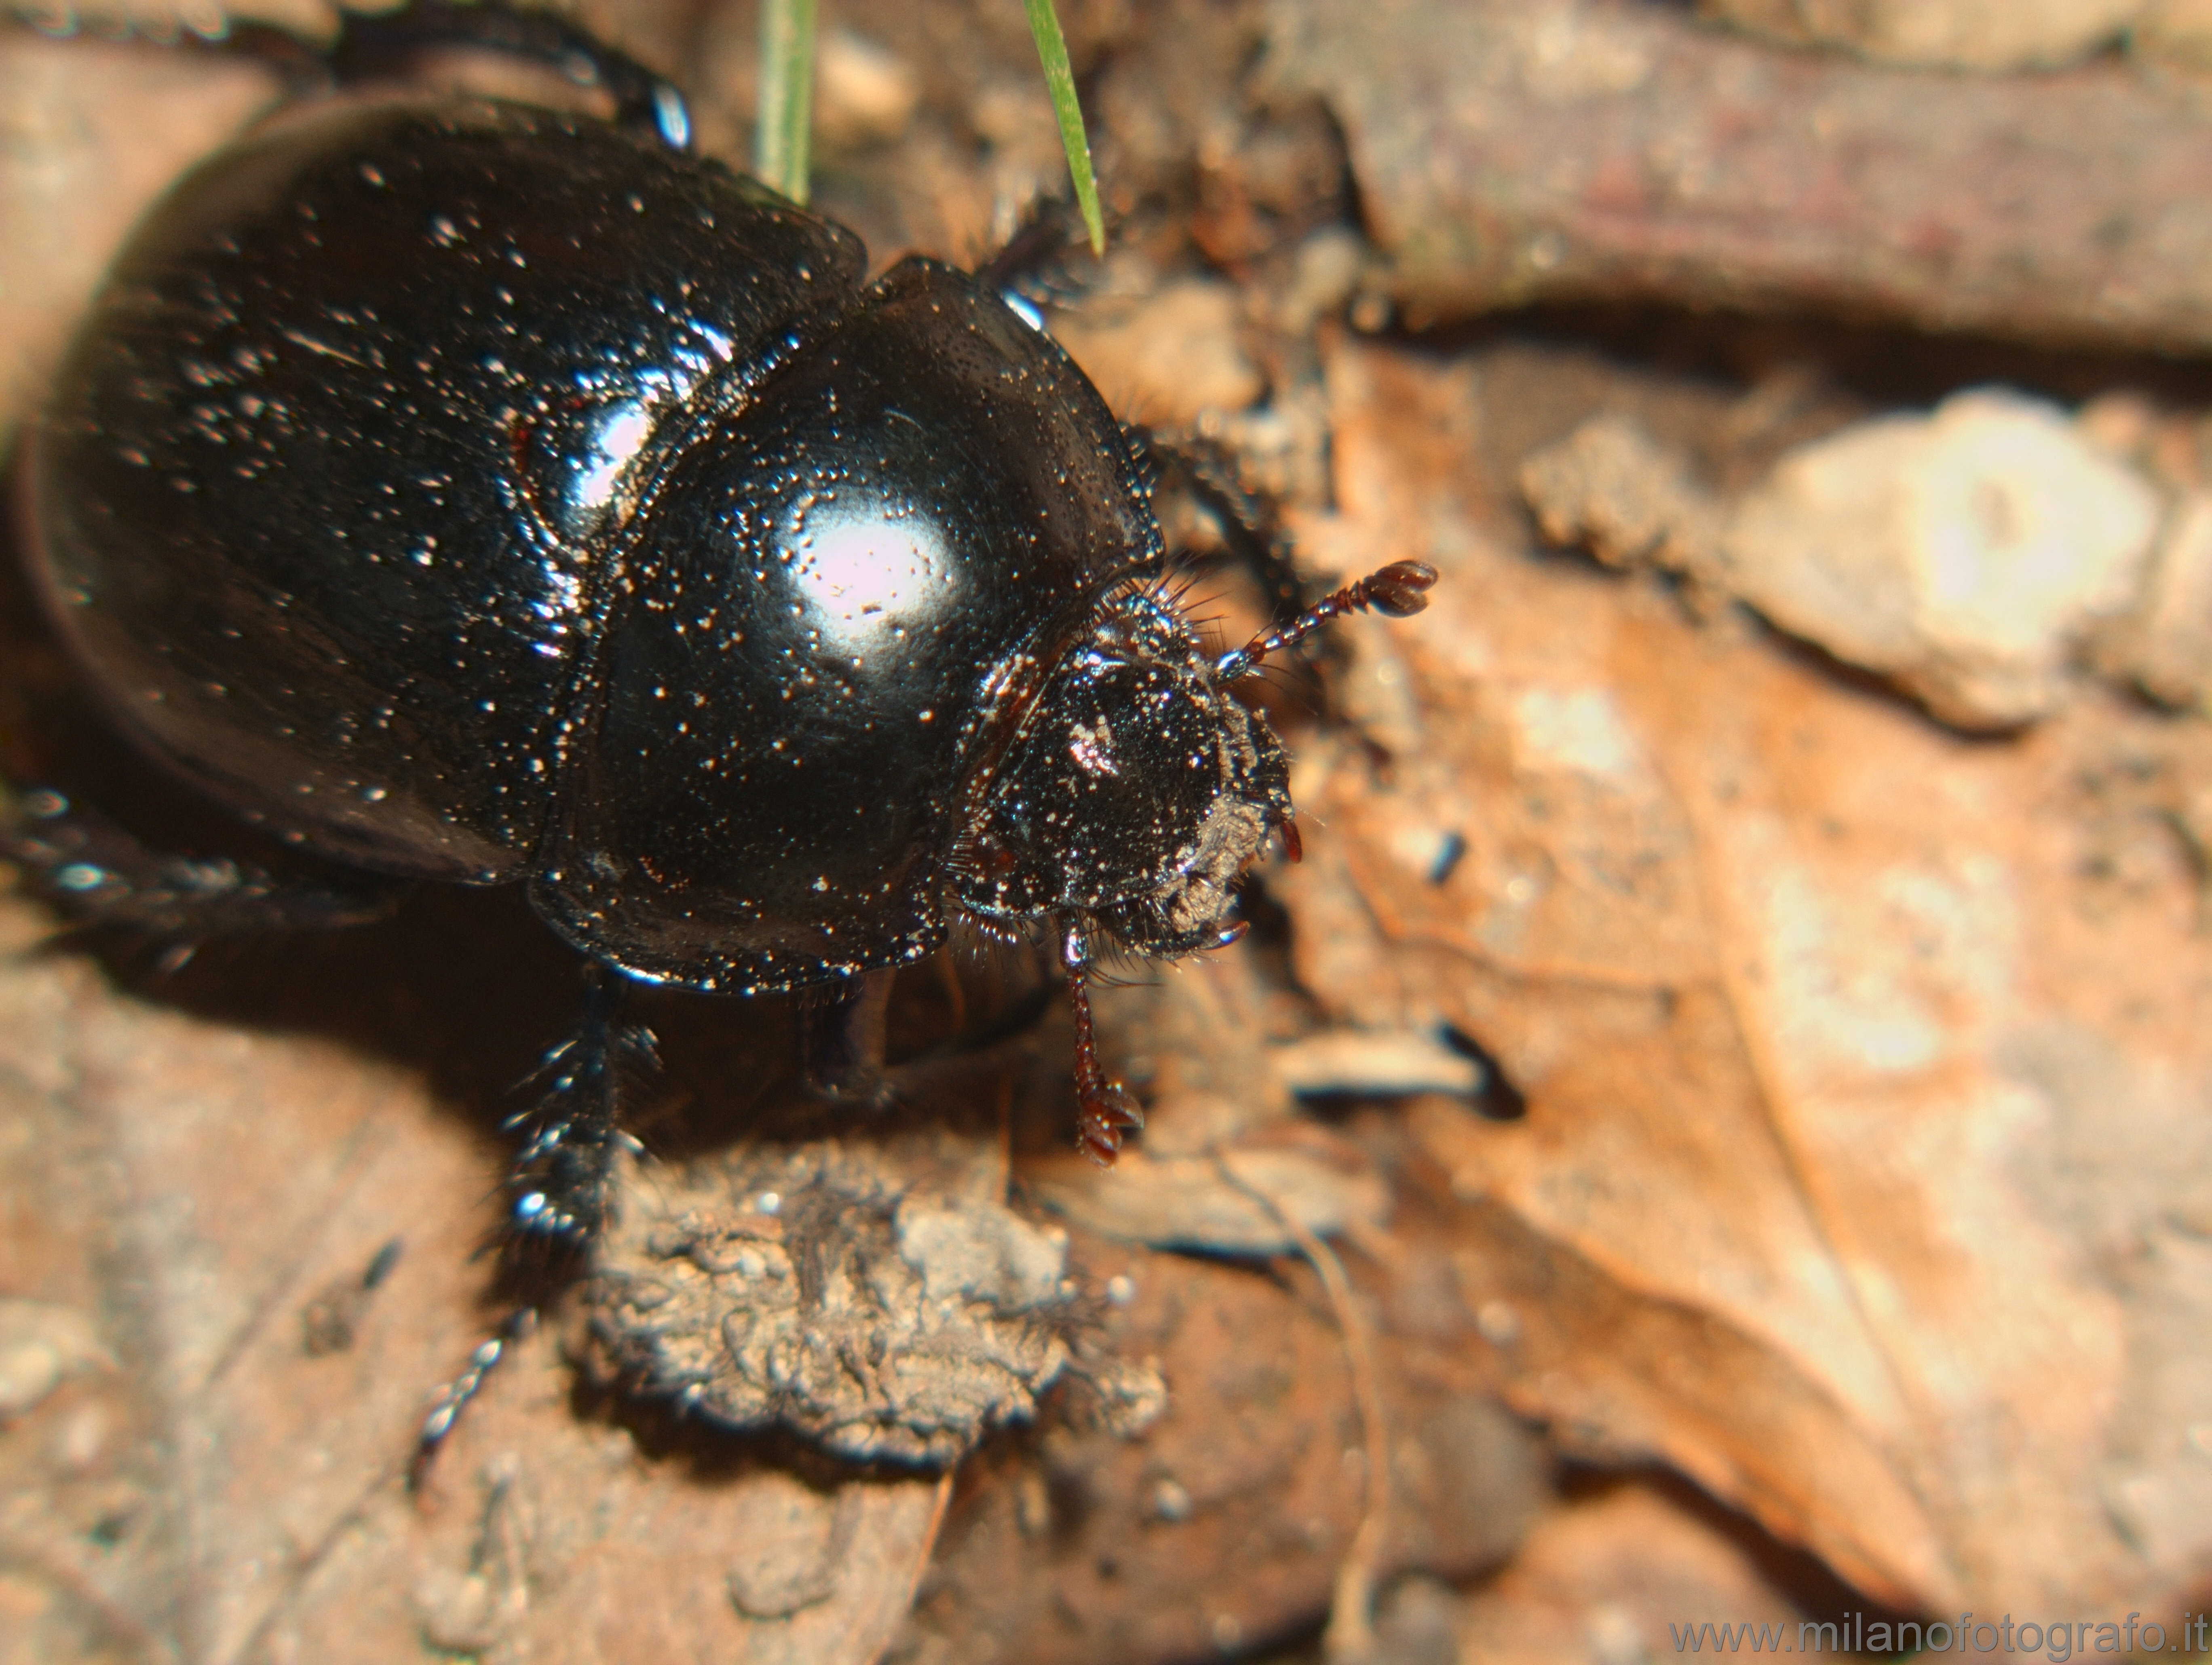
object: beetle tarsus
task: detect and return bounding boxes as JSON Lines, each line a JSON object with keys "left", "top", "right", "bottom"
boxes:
{"left": 1062, "top": 923, "right": 1144, "bottom": 1166}
{"left": 411, "top": 1305, "right": 537, "bottom": 1489}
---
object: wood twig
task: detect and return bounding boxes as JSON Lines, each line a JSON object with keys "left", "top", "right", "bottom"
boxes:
{"left": 1268, "top": 0, "right": 2212, "bottom": 354}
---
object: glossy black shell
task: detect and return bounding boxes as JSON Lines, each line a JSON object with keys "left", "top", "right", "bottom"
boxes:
{"left": 29, "top": 92, "right": 1166, "bottom": 991}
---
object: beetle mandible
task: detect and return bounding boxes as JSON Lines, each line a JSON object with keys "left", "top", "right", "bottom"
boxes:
{"left": 14, "top": 3, "right": 1434, "bottom": 1256}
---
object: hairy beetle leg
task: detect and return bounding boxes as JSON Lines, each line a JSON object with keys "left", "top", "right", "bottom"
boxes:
{"left": 1133, "top": 432, "right": 1309, "bottom": 626}
{"left": 1062, "top": 922, "right": 1144, "bottom": 1166}
{"left": 503, "top": 961, "right": 655, "bottom": 1243}
{"left": 2, "top": 788, "right": 403, "bottom": 936}
{"left": 416, "top": 965, "right": 654, "bottom": 1478}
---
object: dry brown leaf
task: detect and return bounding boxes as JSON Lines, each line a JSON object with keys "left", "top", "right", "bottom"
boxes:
{"left": 1452, "top": 1481, "right": 1806, "bottom": 1665}
{"left": 1271, "top": 334, "right": 2212, "bottom": 1613}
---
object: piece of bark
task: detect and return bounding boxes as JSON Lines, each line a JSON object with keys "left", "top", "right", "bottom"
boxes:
{"left": 1262, "top": 0, "right": 2212, "bottom": 352}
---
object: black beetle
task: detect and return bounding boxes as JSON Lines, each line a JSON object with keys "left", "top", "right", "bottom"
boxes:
{"left": 13, "top": 4, "right": 1431, "bottom": 1291}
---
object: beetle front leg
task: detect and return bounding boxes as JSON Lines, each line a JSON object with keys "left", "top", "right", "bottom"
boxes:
{"left": 1130, "top": 430, "right": 1309, "bottom": 624}
{"left": 798, "top": 968, "right": 899, "bottom": 1102}
{"left": 1061, "top": 920, "right": 1144, "bottom": 1166}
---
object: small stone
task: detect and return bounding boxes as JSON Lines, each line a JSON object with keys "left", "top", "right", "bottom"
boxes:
{"left": 2093, "top": 488, "right": 2212, "bottom": 711}
{"left": 1519, "top": 412, "right": 1720, "bottom": 576}
{"left": 724, "top": 1471, "right": 844, "bottom": 1619}
{"left": 1150, "top": 1476, "right": 1195, "bottom": 1522}
{"left": 1475, "top": 1300, "right": 1523, "bottom": 1346}
{"left": 0, "top": 1300, "right": 109, "bottom": 1418}
{"left": 1720, "top": 388, "right": 2161, "bottom": 728}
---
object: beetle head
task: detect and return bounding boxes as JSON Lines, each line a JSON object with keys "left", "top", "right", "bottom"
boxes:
{"left": 954, "top": 588, "right": 1291, "bottom": 956}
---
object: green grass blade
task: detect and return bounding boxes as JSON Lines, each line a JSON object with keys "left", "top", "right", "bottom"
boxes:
{"left": 1023, "top": 0, "right": 1105, "bottom": 254}
{"left": 755, "top": 0, "right": 817, "bottom": 204}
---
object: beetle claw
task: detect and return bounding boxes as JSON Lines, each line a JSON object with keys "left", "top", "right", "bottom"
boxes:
{"left": 1077, "top": 1079, "right": 1145, "bottom": 1167}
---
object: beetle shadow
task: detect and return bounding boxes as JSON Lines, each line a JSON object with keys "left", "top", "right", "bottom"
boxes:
{"left": 0, "top": 482, "right": 1067, "bottom": 1179}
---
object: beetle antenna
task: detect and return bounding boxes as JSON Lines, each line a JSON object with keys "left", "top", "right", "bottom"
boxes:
{"left": 1216, "top": 561, "right": 1437, "bottom": 682}
{"left": 1061, "top": 920, "right": 1144, "bottom": 1165}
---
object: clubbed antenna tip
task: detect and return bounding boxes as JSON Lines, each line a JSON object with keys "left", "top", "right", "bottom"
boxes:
{"left": 1218, "top": 560, "right": 1439, "bottom": 682}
